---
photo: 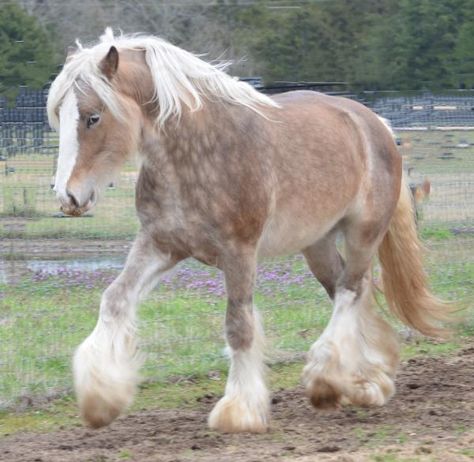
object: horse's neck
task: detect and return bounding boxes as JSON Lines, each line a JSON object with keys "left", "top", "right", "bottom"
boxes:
{"left": 143, "top": 102, "right": 237, "bottom": 162}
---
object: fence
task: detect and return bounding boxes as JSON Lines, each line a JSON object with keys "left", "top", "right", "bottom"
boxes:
{"left": 362, "top": 90, "right": 474, "bottom": 129}
{"left": 0, "top": 87, "right": 473, "bottom": 409}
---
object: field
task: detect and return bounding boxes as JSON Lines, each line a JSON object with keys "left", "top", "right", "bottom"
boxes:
{"left": 0, "top": 129, "right": 473, "bottom": 461}
{"left": 1, "top": 349, "right": 473, "bottom": 462}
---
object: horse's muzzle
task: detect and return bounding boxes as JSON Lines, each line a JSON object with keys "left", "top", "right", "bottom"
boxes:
{"left": 59, "top": 189, "right": 96, "bottom": 216}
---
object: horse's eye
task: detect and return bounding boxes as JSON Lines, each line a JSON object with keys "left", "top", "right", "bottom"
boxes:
{"left": 87, "top": 114, "right": 100, "bottom": 128}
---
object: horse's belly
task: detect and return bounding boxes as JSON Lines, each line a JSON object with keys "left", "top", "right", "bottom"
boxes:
{"left": 257, "top": 211, "right": 343, "bottom": 259}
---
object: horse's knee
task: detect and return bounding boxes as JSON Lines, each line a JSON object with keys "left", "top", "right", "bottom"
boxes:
{"left": 100, "top": 283, "right": 132, "bottom": 319}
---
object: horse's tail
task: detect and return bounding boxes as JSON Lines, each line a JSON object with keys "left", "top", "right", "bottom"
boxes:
{"left": 378, "top": 177, "right": 451, "bottom": 337}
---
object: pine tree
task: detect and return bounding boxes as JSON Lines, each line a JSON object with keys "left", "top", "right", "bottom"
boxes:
{"left": 0, "top": 3, "right": 57, "bottom": 99}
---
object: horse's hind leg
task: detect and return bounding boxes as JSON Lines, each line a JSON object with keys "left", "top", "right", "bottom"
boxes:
{"left": 303, "top": 220, "right": 399, "bottom": 409}
{"left": 208, "top": 247, "right": 268, "bottom": 433}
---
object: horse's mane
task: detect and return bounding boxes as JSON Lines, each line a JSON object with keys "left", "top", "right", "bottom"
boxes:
{"left": 47, "top": 28, "right": 279, "bottom": 129}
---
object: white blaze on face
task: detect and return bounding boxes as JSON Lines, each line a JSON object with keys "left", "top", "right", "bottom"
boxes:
{"left": 54, "top": 90, "right": 80, "bottom": 199}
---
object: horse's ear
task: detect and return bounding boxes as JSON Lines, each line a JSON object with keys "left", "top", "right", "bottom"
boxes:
{"left": 65, "top": 45, "right": 79, "bottom": 62}
{"left": 100, "top": 46, "right": 119, "bottom": 80}
{"left": 66, "top": 46, "right": 75, "bottom": 60}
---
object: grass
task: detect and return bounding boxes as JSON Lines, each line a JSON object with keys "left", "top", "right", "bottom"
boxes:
{"left": 1, "top": 129, "right": 473, "bottom": 239}
{"left": 2, "top": 241, "right": 470, "bottom": 410}
{"left": 371, "top": 455, "right": 425, "bottom": 462}
{"left": 118, "top": 449, "right": 133, "bottom": 459}
{"left": 0, "top": 154, "right": 139, "bottom": 239}
{"left": 0, "top": 232, "right": 472, "bottom": 436}
{"left": 0, "top": 259, "right": 333, "bottom": 406}
{"left": 419, "top": 226, "right": 456, "bottom": 241}
{"left": 0, "top": 186, "right": 139, "bottom": 239}
{"left": 0, "top": 131, "right": 472, "bottom": 442}
{"left": 0, "top": 361, "right": 303, "bottom": 437}
{"left": 0, "top": 322, "right": 470, "bottom": 439}
{"left": 398, "top": 129, "right": 474, "bottom": 175}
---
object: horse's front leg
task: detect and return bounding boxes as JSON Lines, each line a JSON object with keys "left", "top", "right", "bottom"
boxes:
{"left": 73, "top": 232, "right": 179, "bottom": 428}
{"left": 208, "top": 249, "right": 269, "bottom": 433}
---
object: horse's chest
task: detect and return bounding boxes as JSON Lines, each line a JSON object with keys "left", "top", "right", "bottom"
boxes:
{"left": 136, "top": 181, "right": 220, "bottom": 260}
{"left": 136, "top": 190, "right": 192, "bottom": 238}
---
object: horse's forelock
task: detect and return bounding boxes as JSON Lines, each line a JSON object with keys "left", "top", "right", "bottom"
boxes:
{"left": 48, "top": 47, "right": 126, "bottom": 130}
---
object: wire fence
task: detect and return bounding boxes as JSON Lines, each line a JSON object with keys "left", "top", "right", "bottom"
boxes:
{"left": 0, "top": 87, "right": 473, "bottom": 409}
{"left": 363, "top": 90, "right": 474, "bottom": 129}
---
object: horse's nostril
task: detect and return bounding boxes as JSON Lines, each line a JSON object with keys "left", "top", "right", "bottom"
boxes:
{"left": 66, "top": 190, "right": 80, "bottom": 208}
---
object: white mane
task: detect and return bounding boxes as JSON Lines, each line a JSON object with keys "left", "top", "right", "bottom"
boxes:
{"left": 47, "top": 28, "right": 279, "bottom": 129}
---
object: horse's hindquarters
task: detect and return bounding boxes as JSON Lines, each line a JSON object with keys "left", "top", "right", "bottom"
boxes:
{"left": 256, "top": 94, "right": 371, "bottom": 258}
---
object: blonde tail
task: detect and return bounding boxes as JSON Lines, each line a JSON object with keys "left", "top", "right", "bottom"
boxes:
{"left": 378, "top": 178, "right": 451, "bottom": 337}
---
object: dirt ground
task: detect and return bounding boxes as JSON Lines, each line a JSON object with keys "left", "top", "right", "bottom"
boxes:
{"left": 0, "top": 238, "right": 131, "bottom": 258}
{"left": 1, "top": 347, "right": 473, "bottom": 462}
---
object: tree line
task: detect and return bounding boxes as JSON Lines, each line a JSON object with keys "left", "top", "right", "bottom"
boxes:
{"left": 2, "top": 0, "right": 474, "bottom": 98}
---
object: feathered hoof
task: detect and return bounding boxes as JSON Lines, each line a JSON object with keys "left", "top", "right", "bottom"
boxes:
{"left": 304, "top": 367, "right": 395, "bottom": 410}
{"left": 305, "top": 376, "right": 342, "bottom": 410}
{"left": 343, "top": 372, "right": 395, "bottom": 407}
{"left": 75, "top": 370, "right": 136, "bottom": 428}
{"left": 79, "top": 391, "right": 129, "bottom": 428}
{"left": 208, "top": 395, "right": 269, "bottom": 433}
{"left": 73, "top": 339, "right": 139, "bottom": 428}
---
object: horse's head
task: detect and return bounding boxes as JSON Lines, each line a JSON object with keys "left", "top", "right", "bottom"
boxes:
{"left": 48, "top": 29, "right": 278, "bottom": 216}
{"left": 48, "top": 45, "right": 150, "bottom": 216}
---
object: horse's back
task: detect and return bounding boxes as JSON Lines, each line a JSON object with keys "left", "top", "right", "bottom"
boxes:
{"left": 271, "top": 90, "right": 401, "bottom": 180}
{"left": 257, "top": 91, "right": 401, "bottom": 258}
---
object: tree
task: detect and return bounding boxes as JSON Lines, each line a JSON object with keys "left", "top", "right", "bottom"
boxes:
{"left": 9, "top": 0, "right": 474, "bottom": 91}
{"left": 229, "top": 3, "right": 346, "bottom": 83}
{"left": 354, "top": 0, "right": 469, "bottom": 90}
{"left": 454, "top": 0, "right": 474, "bottom": 88}
{"left": 0, "top": 3, "right": 57, "bottom": 99}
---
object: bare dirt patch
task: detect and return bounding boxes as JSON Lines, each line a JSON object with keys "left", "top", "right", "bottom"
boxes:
{"left": 0, "top": 238, "right": 131, "bottom": 259}
{"left": 1, "top": 347, "right": 473, "bottom": 462}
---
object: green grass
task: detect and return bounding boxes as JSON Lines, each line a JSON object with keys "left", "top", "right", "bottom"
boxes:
{"left": 0, "top": 138, "right": 473, "bottom": 440}
{"left": 0, "top": 187, "right": 139, "bottom": 239}
{"left": 458, "top": 448, "right": 474, "bottom": 457}
{"left": 0, "top": 236, "right": 472, "bottom": 435}
{"left": 371, "top": 455, "right": 425, "bottom": 462}
{"left": 0, "top": 232, "right": 472, "bottom": 410}
{"left": 2, "top": 130, "right": 474, "bottom": 240}
{"left": 0, "top": 361, "right": 303, "bottom": 437}
{"left": 0, "top": 256, "right": 334, "bottom": 408}
{"left": 118, "top": 449, "right": 133, "bottom": 459}
{"left": 0, "top": 155, "right": 139, "bottom": 239}
{"left": 0, "top": 323, "right": 470, "bottom": 439}
{"left": 420, "top": 226, "right": 456, "bottom": 241}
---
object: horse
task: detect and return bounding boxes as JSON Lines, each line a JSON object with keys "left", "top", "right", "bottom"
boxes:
{"left": 47, "top": 28, "right": 448, "bottom": 433}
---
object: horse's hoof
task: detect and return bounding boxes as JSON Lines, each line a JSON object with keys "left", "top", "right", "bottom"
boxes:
{"left": 304, "top": 368, "right": 395, "bottom": 410}
{"left": 80, "top": 393, "right": 124, "bottom": 428}
{"left": 306, "top": 377, "right": 342, "bottom": 410}
{"left": 73, "top": 335, "right": 139, "bottom": 428}
{"left": 208, "top": 395, "right": 269, "bottom": 433}
{"left": 343, "top": 373, "right": 395, "bottom": 407}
